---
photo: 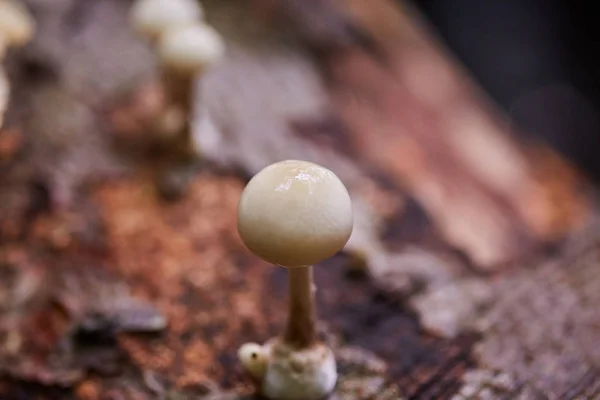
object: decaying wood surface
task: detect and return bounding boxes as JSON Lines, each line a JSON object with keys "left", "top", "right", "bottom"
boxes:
{"left": 0, "top": 0, "right": 598, "bottom": 399}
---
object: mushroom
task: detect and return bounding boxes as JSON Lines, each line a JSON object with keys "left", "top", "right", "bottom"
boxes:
{"left": 157, "top": 23, "right": 224, "bottom": 76}
{"left": 0, "top": 1, "right": 35, "bottom": 51}
{"left": 1, "top": 66, "right": 8, "bottom": 128}
{"left": 237, "top": 160, "right": 353, "bottom": 400}
{"left": 0, "top": 0, "right": 35, "bottom": 128}
{"left": 130, "top": 0, "right": 224, "bottom": 198}
{"left": 131, "top": 0, "right": 224, "bottom": 153}
{"left": 154, "top": 23, "right": 224, "bottom": 155}
{"left": 130, "top": 0, "right": 203, "bottom": 44}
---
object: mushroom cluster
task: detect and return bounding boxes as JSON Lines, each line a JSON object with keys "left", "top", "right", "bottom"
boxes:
{"left": 0, "top": 0, "right": 35, "bottom": 128}
{"left": 130, "top": 0, "right": 224, "bottom": 157}
{"left": 237, "top": 160, "right": 354, "bottom": 400}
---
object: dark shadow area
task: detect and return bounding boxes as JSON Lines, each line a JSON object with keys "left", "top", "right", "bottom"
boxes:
{"left": 412, "top": 0, "right": 600, "bottom": 181}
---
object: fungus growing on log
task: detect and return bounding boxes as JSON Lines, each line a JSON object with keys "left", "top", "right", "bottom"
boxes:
{"left": 237, "top": 159, "right": 353, "bottom": 400}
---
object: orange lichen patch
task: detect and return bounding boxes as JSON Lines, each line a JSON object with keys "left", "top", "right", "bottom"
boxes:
{"left": 75, "top": 379, "right": 101, "bottom": 400}
{"left": 0, "top": 128, "right": 23, "bottom": 162}
{"left": 95, "top": 173, "right": 287, "bottom": 388}
{"left": 118, "top": 335, "right": 176, "bottom": 372}
{"left": 524, "top": 145, "right": 589, "bottom": 238}
{"left": 30, "top": 214, "right": 75, "bottom": 251}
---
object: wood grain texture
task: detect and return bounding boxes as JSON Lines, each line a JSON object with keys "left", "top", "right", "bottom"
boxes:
{"left": 0, "top": 0, "right": 596, "bottom": 399}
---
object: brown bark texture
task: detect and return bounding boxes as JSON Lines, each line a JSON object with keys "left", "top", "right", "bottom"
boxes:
{"left": 0, "top": 0, "right": 596, "bottom": 399}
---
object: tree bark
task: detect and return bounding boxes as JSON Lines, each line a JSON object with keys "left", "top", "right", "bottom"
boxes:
{"left": 0, "top": 0, "right": 596, "bottom": 399}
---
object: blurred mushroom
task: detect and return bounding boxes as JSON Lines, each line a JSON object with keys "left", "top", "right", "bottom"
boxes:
{"left": 155, "top": 23, "right": 224, "bottom": 153}
{"left": 0, "top": 0, "right": 35, "bottom": 51}
{"left": 0, "top": 66, "right": 8, "bottom": 127}
{"left": 130, "top": 0, "right": 203, "bottom": 44}
{"left": 130, "top": 0, "right": 224, "bottom": 158}
{"left": 237, "top": 160, "right": 354, "bottom": 400}
{"left": 0, "top": 0, "right": 35, "bottom": 128}
{"left": 129, "top": 0, "right": 224, "bottom": 199}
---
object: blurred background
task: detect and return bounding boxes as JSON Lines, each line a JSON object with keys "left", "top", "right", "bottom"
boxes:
{"left": 415, "top": 0, "right": 600, "bottom": 181}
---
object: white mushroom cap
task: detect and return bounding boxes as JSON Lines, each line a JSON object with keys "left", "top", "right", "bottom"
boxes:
{"left": 130, "top": 0, "right": 203, "bottom": 41}
{"left": 238, "top": 342, "right": 269, "bottom": 381}
{"left": 0, "top": 1, "right": 35, "bottom": 47}
{"left": 238, "top": 160, "right": 353, "bottom": 267}
{"left": 261, "top": 338, "right": 337, "bottom": 400}
{"left": 156, "top": 23, "right": 224, "bottom": 74}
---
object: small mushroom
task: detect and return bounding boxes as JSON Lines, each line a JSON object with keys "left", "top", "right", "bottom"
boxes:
{"left": 154, "top": 23, "right": 224, "bottom": 155}
{"left": 130, "top": 0, "right": 203, "bottom": 43}
{"left": 237, "top": 160, "right": 353, "bottom": 400}
{"left": 0, "top": 1, "right": 35, "bottom": 51}
{"left": 156, "top": 23, "right": 224, "bottom": 76}
{"left": 0, "top": 0, "right": 35, "bottom": 128}
{"left": 238, "top": 342, "right": 269, "bottom": 382}
{"left": 1, "top": 66, "right": 8, "bottom": 127}
{"left": 130, "top": 0, "right": 224, "bottom": 198}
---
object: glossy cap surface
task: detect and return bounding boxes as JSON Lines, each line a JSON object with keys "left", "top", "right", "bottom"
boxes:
{"left": 130, "top": 0, "right": 202, "bottom": 40}
{"left": 238, "top": 160, "right": 353, "bottom": 267}
{"left": 157, "top": 24, "right": 224, "bottom": 74}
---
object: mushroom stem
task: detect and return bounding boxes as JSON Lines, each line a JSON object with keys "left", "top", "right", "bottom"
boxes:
{"left": 161, "top": 70, "right": 196, "bottom": 158}
{"left": 284, "top": 265, "right": 316, "bottom": 348}
{"left": 1, "top": 66, "right": 8, "bottom": 129}
{"left": 0, "top": 35, "right": 7, "bottom": 59}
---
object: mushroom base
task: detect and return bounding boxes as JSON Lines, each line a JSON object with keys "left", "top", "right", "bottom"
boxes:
{"left": 261, "top": 338, "right": 337, "bottom": 400}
